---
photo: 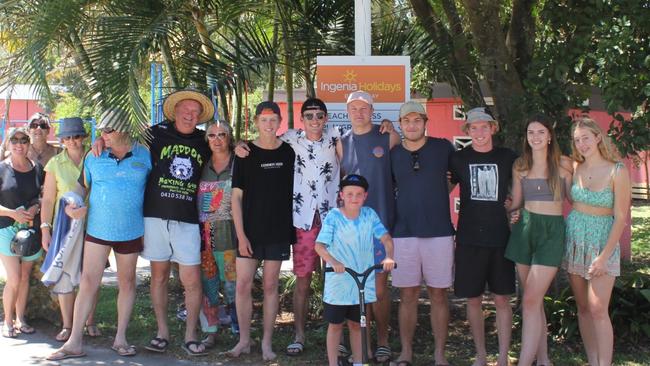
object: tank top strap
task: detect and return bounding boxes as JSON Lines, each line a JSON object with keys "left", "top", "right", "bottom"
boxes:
{"left": 609, "top": 161, "right": 624, "bottom": 189}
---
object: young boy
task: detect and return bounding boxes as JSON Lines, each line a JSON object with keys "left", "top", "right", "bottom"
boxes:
{"left": 314, "top": 174, "right": 395, "bottom": 366}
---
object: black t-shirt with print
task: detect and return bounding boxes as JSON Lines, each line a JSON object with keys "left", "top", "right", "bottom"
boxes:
{"left": 449, "top": 146, "right": 517, "bottom": 247}
{"left": 232, "top": 141, "right": 296, "bottom": 246}
{"left": 144, "top": 121, "right": 211, "bottom": 223}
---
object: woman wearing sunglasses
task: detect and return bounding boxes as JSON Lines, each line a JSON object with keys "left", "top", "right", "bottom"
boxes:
{"left": 0, "top": 127, "right": 44, "bottom": 338}
{"left": 48, "top": 109, "right": 151, "bottom": 361}
{"left": 40, "top": 117, "right": 100, "bottom": 342}
{"left": 197, "top": 122, "right": 239, "bottom": 348}
{"left": 26, "top": 113, "right": 60, "bottom": 166}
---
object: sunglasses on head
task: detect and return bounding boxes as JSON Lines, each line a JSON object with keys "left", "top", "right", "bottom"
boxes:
{"left": 29, "top": 121, "right": 50, "bottom": 130}
{"left": 207, "top": 132, "right": 228, "bottom": 140}
{"left": 100, "top": 127, "right": 116, "bottom": 134}
{"left": 63, "top": 135, "right": 85, "bottom": 141}
{"left": 10, "top": 136, "right": 30, "bottom": 145}
{"left": 303, "top": 112, "right": 326, "bottom": 121}
{"left": 411, "top": 151, "right": 420, "bottom": 172}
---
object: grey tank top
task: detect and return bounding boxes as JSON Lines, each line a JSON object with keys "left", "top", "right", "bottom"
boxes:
{"left": 340, "top": 125, "right": 395, "bottom": 230}
{"left": 521, "top": 177, "right": 565, "bottom": 202}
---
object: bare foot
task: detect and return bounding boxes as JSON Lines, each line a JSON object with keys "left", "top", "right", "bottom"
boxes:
{"left": 262, "top": 345, "right": 276, "bottom": 361}
{"left": 224, "top": 341, "right": 250, "bottom": 358}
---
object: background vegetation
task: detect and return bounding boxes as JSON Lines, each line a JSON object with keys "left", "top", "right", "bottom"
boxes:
{"left": 0, "top": 0, "right": 647, "bottom": 152}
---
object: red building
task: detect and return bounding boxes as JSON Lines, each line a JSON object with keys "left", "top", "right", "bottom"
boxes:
{"left": 0, "top": 84, "right": 49, "bottom": 140}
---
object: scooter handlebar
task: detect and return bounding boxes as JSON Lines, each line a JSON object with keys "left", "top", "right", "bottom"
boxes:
{"left": 324, "top": 263, "right": 397, "bottom": 276}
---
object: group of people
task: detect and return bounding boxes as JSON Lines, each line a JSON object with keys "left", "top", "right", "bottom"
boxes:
{"left": 0, "top": 88, "right": 630, "bottom": 366}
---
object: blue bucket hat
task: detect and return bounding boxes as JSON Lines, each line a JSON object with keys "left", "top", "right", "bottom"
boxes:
{"left": 57, "top": 117, "right": 87, "bottom": 138}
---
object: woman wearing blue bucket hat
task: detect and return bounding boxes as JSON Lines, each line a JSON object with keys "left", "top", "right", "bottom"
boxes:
{"left": 40, "top": 117, "right": 101, "bottom": 342}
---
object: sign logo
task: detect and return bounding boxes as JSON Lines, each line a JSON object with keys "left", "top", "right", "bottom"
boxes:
{"left": 317, "top": 65, "right": 406, "bottom": 103}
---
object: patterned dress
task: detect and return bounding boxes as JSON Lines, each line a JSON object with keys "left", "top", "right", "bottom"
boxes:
{"left": 563, "top": 162, "right": 623, "bottom": 279}
{"left": 197, "top": 157, "right": 237, "bottom": 333}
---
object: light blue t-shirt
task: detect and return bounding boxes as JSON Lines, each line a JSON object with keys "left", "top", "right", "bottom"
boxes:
{"left": 84, "top": 143, "right": 151, "bottom": 241}
{"left": 317, "top": 207, "right": 387, "bottom": 305}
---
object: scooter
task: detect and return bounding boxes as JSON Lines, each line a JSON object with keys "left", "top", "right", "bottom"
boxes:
{"left": 325, "top": 263, "right": 397, "bottom": 366}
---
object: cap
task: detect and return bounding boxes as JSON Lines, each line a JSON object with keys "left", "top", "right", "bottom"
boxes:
{"left": 301, "top": 98, "right": 327, "bottom": 114}
{"left": 57, "top": 117, "right": 87, "bottom": 138}
{"left": 465, "top": 107, "right": 496, "bottom": 124}
{"left": 7, "top": 127, "right": 30, "bottom": 142}
{"left": 163, "top": 89, "right": 215, "bottom": 123}
{"left": 97, "top": 108, "right": 130, "bottom": 133}
{"left": 346, "top": 91, "right": 373, "bottom": 105}
{"left": 339, "top": 174, "right": 369, "bottom": 191}
{"left": 255, "top": 101, "right": 281, "bottom": 117}
{"left": 399, "top": 101, "right": 426, "bottom": 118}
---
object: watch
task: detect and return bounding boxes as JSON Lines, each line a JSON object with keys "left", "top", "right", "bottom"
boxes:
{"left": 40, "top": 222, "right": 52, "bottom": 229}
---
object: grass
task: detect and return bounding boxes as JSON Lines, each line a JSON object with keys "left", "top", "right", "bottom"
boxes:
{"left": 3, "top": 202, "right": 650, "bottom": 365}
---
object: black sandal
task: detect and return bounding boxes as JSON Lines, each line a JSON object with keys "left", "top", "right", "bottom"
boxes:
{"left": 144, "top": 337, "right": 169, "bottom": 353}
{"left": 182, "top": 341, "right": 208, "bottom": 356}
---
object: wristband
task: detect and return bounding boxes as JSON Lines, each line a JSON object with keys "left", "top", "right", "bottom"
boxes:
{"left": 40, "top": 222, "right": 52, "bottom": 229}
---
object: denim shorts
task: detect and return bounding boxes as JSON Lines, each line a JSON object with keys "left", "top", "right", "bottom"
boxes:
{"left": 141, "top": 218, "right": 201, "bottom": 265}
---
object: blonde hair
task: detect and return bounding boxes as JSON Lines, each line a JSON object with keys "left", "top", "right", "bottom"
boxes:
{"left": 514, "top": 114, "right": 563, "bottom": 200}
{"left": 571, "top": 118, "right": 620, "bottom": 163}
{"left": 461, "top": 120, "right": 500, "bottom": 134}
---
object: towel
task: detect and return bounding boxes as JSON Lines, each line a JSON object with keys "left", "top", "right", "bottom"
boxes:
{"left": 41, "top": 192, "right": 85, "bottom": 294}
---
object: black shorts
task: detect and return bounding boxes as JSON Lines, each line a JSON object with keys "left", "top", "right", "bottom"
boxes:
{"left": 86, "top": 234, "right": 143, "bottom": 255}
{"left": 323, "top": 303, "right": 365, "bottom": 324}
{"left": 237, "top": 242, "right": 290, "bottom": 261}
{"left": 454, "top": 244, "right": 515, "bottom": 298}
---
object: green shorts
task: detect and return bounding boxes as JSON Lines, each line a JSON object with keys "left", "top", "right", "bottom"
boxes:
{"left": 505, "top": 209, "right": 565, "bottom": 267}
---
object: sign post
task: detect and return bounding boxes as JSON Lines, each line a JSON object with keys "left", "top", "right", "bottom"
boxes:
{"left": 316, "top": 55, "right": 410, "bottom": 132}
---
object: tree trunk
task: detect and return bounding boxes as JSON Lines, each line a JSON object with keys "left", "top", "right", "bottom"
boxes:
{"left": 26, "top": 259, "right": 59, "bottom": 323}
{"left": 235, "top": 77, "right": 243, "bottom": 141}
{"left": 409, "top": 0, "right": 483, "bottom": 108}
{"left": 267, "top": 21, "right": 279, "bottom": 102}
{"left": 506, "top": 0, "right": 536, "bottom": 79}
{"left": 461, "top": 0, "right": 527, "bottom": 148}
{"left": 159, "top": 35, "right": 180, "bottom": 89}
{"left": 284, "top": 50, "right": 294, "bottom": 129}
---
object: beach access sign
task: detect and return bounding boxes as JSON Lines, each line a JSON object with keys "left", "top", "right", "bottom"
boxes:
{"left": 316, "top": 55, "right": 410, "bottom": 133}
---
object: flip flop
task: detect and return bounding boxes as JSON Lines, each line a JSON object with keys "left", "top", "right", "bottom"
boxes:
{"left": 286, "top": 341, "right": 304, "bottom": 356}
{"left": 55, "top": 328, "right": 71, "bottom": 342}
{"left": 2, "top": 325, "right": 16, "bottom": 338}
{"left": 112, "top": 344, "right": 137, "bottom": 357}
{"left": 145, "top": 337, "right": 169, "bottom": 353}
{"left": 374, "top": 345, "right": 392, "bottom": 363}
{"left": 182, "top": 341, "right": 208, "bottom": 356}
{"left": 15, "top": 323, "right": 35, "bottom": 334}
{"left": 46, "top": 349, "right": 86, "bottom": 361}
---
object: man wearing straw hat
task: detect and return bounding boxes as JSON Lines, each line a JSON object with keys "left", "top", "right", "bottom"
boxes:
{"left": 139, "top": 90, "right": 214, "bottom": 356}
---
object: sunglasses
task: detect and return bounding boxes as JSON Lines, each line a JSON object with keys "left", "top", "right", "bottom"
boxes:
{"left": 207, "top": 132, "right": 228, "bottom": 140}
{"left": 100, "top": 127, "right": 116, "bottom": 134}
{"left": 303, "top": 112, "right": 326, "bottom": 121}
{"left": 411, "top": 151, "right": 420, "bottom": 172}
{"left": 10, "top": 137, "right": 30, "bottom": 145}
{"left": 63, "top": 135, "right": 85, "bottom": 141}
{"left": 29, "top": 121, "right": 50, "bottom": 130}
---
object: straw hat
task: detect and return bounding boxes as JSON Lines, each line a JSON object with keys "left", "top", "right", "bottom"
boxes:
{"left": 162, "top": 89, "right": 214, "bottom": 124}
